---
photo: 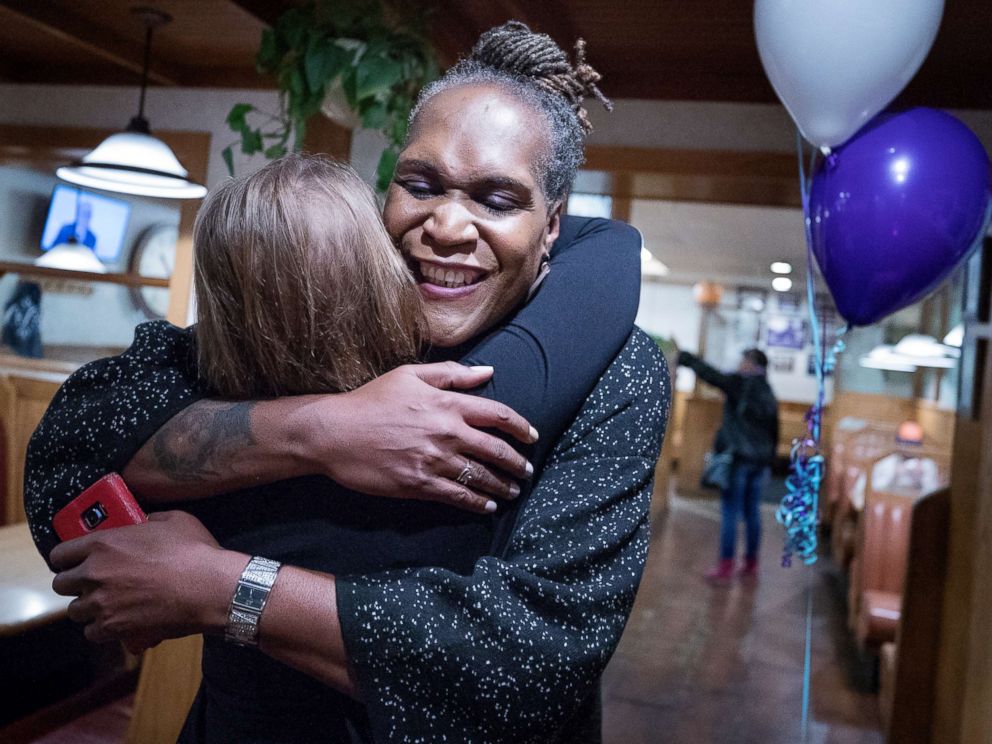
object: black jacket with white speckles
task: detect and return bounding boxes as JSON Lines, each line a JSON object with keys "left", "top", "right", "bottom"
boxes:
{"left": 24, "top": 217, "right": 670, "bottom": 742}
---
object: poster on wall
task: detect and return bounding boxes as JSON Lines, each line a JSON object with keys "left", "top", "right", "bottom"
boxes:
{"left": 765, "top": 315, "right": 807, "bottom": 350}
{"left": 770, "top": 354, "right": 796, "bottom": 374}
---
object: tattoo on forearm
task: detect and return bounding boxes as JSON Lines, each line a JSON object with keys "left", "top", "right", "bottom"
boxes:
{"left": 151, "top": 401, "right": 257, "bottom": 482}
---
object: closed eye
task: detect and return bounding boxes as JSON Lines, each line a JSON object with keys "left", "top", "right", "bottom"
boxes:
{"left": 478, "top": 196, "right": 517, "bottom": 215}
{"left": 396, "top": 177, "right": 439, "bottom": 199}
{"left": 475, "top": 189, "right": 532, "bottom": 216}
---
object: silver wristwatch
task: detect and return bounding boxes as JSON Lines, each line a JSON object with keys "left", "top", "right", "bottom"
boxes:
{"left": 225, "top": 556, "right": 281, "bottom": 647}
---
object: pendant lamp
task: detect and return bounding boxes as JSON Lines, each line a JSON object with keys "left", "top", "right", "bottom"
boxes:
{"left": 35, "top": 236, "right": 108, "bottom": 274}
{"left": 56, "top": 7, "right": 206, "bottom": 200}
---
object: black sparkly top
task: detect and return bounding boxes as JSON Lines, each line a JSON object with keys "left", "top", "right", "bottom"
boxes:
{"left": 25, "top": 216, "right": 670, "bottom": 743}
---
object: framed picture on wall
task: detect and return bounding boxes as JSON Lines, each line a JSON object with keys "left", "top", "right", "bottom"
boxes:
{"left": 765, "top": 315, "right": 807, "bottom": 350}
{"left": 770, "top": 355, "right": 795, "bottom": 373}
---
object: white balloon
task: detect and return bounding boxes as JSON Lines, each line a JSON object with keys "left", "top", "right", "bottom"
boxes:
{"left": 755, "top": 0, "right": 944, "bottom": 148}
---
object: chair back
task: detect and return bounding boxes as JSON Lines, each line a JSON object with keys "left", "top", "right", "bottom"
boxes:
{"left": 888, "top": 488, "right": 950, "bottom": 744}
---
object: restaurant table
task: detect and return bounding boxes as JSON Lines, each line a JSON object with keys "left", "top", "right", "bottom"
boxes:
{"left": 0, "top": 522, "right": 69, "bottom": 637}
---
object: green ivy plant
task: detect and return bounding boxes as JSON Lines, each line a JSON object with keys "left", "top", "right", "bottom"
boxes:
{"left": 223, "top": 0, "right": 438, "bottom": 190}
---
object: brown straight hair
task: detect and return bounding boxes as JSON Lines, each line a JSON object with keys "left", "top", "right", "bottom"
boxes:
{"left": 193, "top": 154, "right": 423, "bottom": 398}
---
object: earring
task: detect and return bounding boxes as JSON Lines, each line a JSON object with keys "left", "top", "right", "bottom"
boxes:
{"left": 526, "top": 252, "right": 552, "bottom": 301}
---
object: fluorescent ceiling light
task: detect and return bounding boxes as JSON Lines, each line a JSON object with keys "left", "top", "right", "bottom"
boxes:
{"left": 771, "top": 261, "right": 793, "bottom": 274}
{"left": 772, "top": 277, "right": 793, "bottom": 292}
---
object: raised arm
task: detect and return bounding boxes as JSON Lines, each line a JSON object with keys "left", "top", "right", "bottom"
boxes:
{"left": 457, "top": 215, "right": 642, "bottom": 467}
{"left": 677, "top": 350, "right": 742, "bottom": 398}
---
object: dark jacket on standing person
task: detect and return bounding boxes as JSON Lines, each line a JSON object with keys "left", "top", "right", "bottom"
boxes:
{"left": 678, "top": 351, "right": 779, "bottom": 466}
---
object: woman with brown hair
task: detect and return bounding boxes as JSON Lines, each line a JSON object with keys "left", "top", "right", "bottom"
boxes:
{"left": 31, "top": 22, "right": 670, "bottom": 743}
{"left": 191, "top": 155, "right": 422, "bottom": 399}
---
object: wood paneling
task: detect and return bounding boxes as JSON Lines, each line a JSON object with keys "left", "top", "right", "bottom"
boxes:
{"left": 888, "top": 489, "right": 950, "bottom": 744}
{"left": 302, "top": 115, "right": 353, "bottom": 163}
{"left": 0, "top": 364, "right": 68, "bottom": 525}
{"left": 583, "top": 146, "right": 801, "bottom": 208}
{"left": 0, "top": 1, "right": 183, "bottom": 85}
{"left": 933, "top": 240, "right": 992, "bottom": 743}
{"left": 0, "top": 262, "right": 170, "bottom": 289}
{"left": 160, "top": 130, "right": 211, "bottom": 327}
{"left": 675, "top": 394, "right": 723, "bottom": 496}
{"left": 0, "top": 0, "right": 269, "bottom": 87}
{"left": 429, "top": 0, "right": 992, "bottom": 109}
{"left": 824, "top": 392, "right": 918, "bottom": 428}
{"left": 125, "top": 635, "right": 202, "bottom": 744}
{"left": 0, "top": 0, "right": 986, "bottom": 109}
{"left": 933, "top": 415, "right": 983, "bottom": 744}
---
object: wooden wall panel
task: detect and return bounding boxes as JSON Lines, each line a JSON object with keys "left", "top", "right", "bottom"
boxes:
{"left": 933, "top": 416, "right": 983, "bottom": 743}
{"left": 0, "top": 364, "right": 68, "bottom": 524}
{"left": 676, "top": 395, "right": 723, "bottom": 496}
{"left": 125, "top": 635, "right": 203, "bottom": 744}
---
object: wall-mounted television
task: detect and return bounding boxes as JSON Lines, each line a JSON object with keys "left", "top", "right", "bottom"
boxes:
{"left": 40, "top": 184, "right": 131, "bottom": 263}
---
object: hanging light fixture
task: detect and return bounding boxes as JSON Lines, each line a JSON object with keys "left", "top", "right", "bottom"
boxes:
{"left": 859, "top": 334, "right": 960, "bottom": 372}
{"left": 56, "top": 7, "right": 206, "bottom": 200}
{"left": 35, "top": 236, "right": 108, "bottom": 274}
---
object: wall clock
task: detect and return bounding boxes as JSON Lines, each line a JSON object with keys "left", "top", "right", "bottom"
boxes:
{"left": 129, "top": 224, "right": 178, "bottom": 319}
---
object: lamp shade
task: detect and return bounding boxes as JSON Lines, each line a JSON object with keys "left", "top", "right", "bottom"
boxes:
{"left": 943, "top": 324, "right": 964, "bottom": 348}
{"left": 859, "top": 334, "right": 959, "bottom": 372}
{"left": 57, "top": 130, "right": 206, "bottom": 199}
{"left": 35, "top": 240, "right": 107, "bottom": 274}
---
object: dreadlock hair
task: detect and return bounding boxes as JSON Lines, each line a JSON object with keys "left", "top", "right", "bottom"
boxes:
{"left": 409, "top": 21, "right": 613, "bottom": 205}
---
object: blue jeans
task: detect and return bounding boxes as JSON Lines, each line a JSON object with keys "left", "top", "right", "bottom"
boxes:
{"left": 719, "top": 462, "right": 768, "bottom": 561}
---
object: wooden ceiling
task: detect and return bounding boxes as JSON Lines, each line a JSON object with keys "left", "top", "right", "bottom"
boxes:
{"left": 0, "top": 0, "right": 989, "bottom": 109}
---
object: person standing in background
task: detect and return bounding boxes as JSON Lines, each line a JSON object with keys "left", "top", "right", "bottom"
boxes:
{"left": 677, "top": 348, "right": 779, "bottom": 583}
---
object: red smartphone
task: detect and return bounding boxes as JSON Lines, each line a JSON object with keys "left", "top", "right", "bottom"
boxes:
{"left": 53, "top": 473, "right": 147, "bottom": 542}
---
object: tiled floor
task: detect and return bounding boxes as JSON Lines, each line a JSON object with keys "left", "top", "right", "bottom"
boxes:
{"left": 601, "top": 493, "right": 884, "bottom": 744}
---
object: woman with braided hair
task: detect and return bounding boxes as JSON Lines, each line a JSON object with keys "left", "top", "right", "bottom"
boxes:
{"left": 32, "top": 22, "right": 669, "bottom": 743}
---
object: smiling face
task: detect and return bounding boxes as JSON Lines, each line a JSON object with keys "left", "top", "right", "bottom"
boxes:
{"left": 383, "top": 84, "right": 562, "bottom": 347}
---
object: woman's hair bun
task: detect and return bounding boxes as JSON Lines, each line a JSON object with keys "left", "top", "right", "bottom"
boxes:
{"left": 468, "top": 20, "right": 612, "bottom": 133}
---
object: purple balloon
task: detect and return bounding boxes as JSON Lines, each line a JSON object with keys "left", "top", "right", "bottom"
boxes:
{"left": 810, "top": 108, "right": 991, "bottom": 327}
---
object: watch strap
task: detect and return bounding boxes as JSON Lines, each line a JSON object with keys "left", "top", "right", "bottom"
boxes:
{"left": 225, "top": 556, "right": 281, "bottom": 647}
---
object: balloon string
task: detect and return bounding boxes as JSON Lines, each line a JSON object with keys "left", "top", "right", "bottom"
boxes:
{"left": 777, "top": 133, "right": 847, "bottom": 568}
{"left": 788, "top": 130, "right": 829, "bottom": 744}
{"left": 801, "top": 568, "right": 814, "bottom": 743}
{"left": 776, "top": 133, "right": 820, "bottom": 567}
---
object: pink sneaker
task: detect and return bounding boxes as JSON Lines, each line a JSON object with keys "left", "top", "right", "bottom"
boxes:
{"left": 738, "top": 557, "right": 759, "bottom": 579}
{"left": 704, "top": 559, "right": 735, "bottom": 585}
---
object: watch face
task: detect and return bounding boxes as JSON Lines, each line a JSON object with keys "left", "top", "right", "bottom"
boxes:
{"left": 233, "top": 582, "right": 268, "bottom": 611}
{"left": 130, "top": 224, "right": 179, "bottom": 319}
